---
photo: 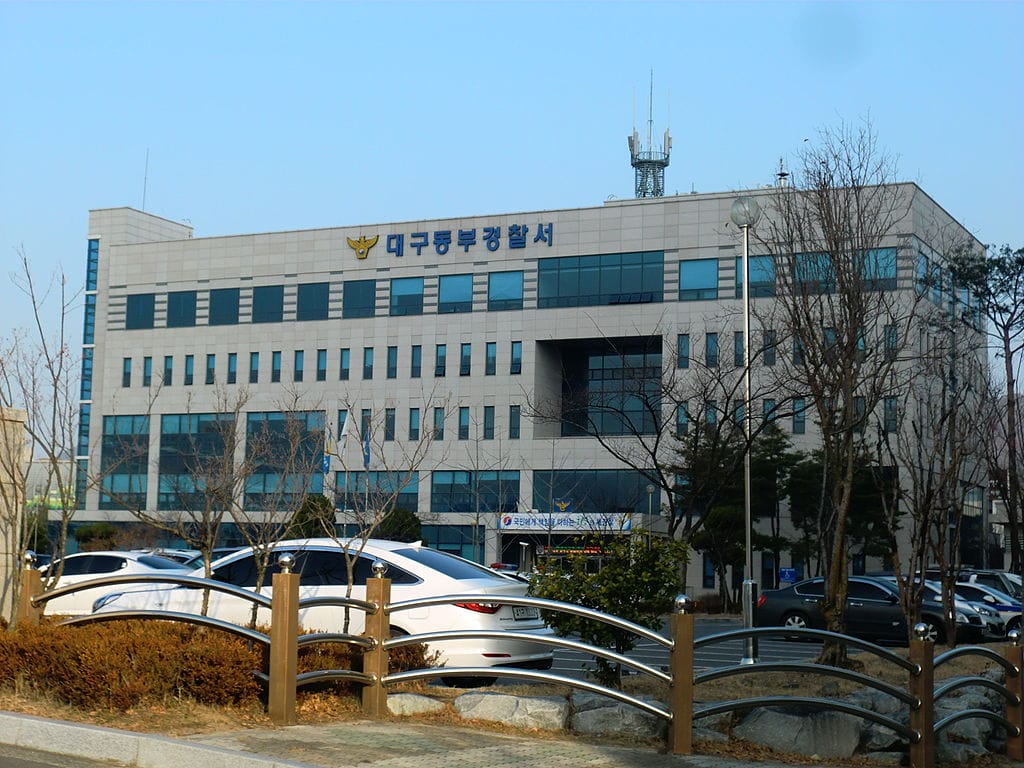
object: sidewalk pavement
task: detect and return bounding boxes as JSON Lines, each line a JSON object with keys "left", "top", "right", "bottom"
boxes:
{"left": 0, "top": 710, "right": 799, "bottom": 768}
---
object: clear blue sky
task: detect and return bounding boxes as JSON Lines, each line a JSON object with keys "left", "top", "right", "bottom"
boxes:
{"left": 1, "top": 1, "right": 1021, "bottom": 339}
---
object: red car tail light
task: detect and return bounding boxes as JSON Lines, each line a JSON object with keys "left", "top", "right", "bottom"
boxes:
{"left": 757, "top": 594, "right": 767, "bottom": 609}
{"left": 455, "top": 601, "right": 502, "bottom": 614}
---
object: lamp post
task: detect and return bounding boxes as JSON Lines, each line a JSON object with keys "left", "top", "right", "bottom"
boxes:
{"left": 730, "top": 195, "right": 761, "bottom": 665}
{"left": 646, "top": 484, "right": 656, "bottom": 546}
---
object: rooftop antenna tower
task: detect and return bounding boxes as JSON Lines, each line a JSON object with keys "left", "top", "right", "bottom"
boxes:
{"left": 628, "top": 71, "right": 671, "bottom": 198}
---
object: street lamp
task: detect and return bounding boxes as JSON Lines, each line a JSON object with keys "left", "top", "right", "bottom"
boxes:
{"left": 646, "top": 484, "right": 656, "bottom": 545}
{"left": 730, "top": 195, "right": 761, "bottom": 665}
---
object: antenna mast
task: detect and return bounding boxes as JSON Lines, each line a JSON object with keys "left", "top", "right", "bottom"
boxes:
{"left": 627, "top": 71, "right": 671, "bottom": 198}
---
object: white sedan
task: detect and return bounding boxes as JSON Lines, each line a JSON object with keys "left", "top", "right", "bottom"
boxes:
{"left": 42, "top": 551, "right": 193, "bottom": 616}
{"left": 91, "top": 538, "right": 554, "bottom": 678}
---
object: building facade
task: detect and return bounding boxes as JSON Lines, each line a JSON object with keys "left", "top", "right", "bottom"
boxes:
{"left": 74, "top": 184, "right": 988, "bottom": 593}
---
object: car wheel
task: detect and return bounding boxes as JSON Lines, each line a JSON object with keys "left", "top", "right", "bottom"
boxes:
{"left": 781, "top": 611, "right": 810, "bottom": 638}
{"left": 919, "top": 618, "right": 946, "bottom": 644}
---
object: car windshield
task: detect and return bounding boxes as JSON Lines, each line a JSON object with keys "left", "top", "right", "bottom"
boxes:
{"left": 136, "top": 555, "right": 191, "bottom": 570}
{"left": 392, "top": 547, "right": 507, "bottom": 581}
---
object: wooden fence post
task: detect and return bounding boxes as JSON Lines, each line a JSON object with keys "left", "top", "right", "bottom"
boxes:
{"left": 268, "top": 554, "right": 299, "bottom": 726}
{"left": 17, "top": 556, "right": 42, "bottom": 626}
{"left": 668, "top": 594, "right": 694, "bottom": 755}
{"left": 1005, "top": 629, "right": 1023, "bottom": 761}
{"left": 908, "top": 622, "right": 935, "bottom": 768}
{"left": 361, "top": 560, "right": 391, "bottom": 717}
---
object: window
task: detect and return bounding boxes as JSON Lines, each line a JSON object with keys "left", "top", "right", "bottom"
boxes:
{"left": 487, "top": 271, "right": 524, "bottom": 311}
{"left": 297, "top": 282, "right": 329, "bottom": 321}
{"left": 226, "top": 353, "right": 237, "bottom": 384}
{"left": 271, "top": 351, "right": 282, "bottom": 383}
{"left": 883, "top": 396, "right": 898, "bottom": 434}
{"left": 537, "top": 252, "right": 664, "bottom": 308}
{"left": 83, "top": 294, "right": 96, "bottom": 344}
{"left": 249, "top": 352, "right": 259, "bottom": 384}
{"left": 732, "top": 399, "right": 744, "bottom": 425}
{"left": 510, "top": 341, "right": 522, "bottom": 374}
{"left": 293, "top": 350, "right": 304, "bottom": 382}
{"left": 460, "top": 343, "right": 471, "bottom": 376}
{"left": 762, "top": 330, "right": 777, "bottom": 367}
{"left": 209, "top": 288, "right": 240, "bottom": 326}
{"left": 86, "top": 239, "right": 99, "bottom": 291}
{"left": 252, "top": 285, "right": 284, "bottom": 324}
{"left": 763, "top": 398, "right": 776, "bottom": 421}
{"left": 410, "top": 345, "right": 422, "bottom": 378}
{"left": 122, "top": 358, "right": 131, "bottom": 388}
{"left": 676, "top": 403, "right": 689, "bottom": 436}
{"left": 793, "top": 397, "right": 806, "bottom": 434}
{"left": 362, "top": 347, "right": 374, "bottom": 379}
{"left": 166, "top": 290, "right": 197, "bottom": 327}
{"left": 793, "top": 339, "right": 805, "bottom": 367}
{"left": 509, "top": 405, "right": 521, "bottom": 439}
{"left": 431, "top": 470, "right": 520, "bottom": 516}
{"left": 185, "top": 354, "right": 195, "bottom": 386}
{"left": 433, "top": 407, "right": 445, "bottom": 440}
{"left": 162, "top": 355, "right": 174, "bottom": 386}
{"left": 435, "top": 344, "right": 447, "bottom": 377}
{"left": 703, "top": 554, "right": 716, "bottom": 589}
{"left": 126, "top": 293, "right": 155, "bottom": 329}
{"left": 80, "top": 348, "right": 93, "bottom": 400}
{"left": 409, "top": 408, "right": 421, "bottom": 441}
{"left": 863, "top": 248, "right": 898, "bottom": 291}
{"left": 483, "top": 406, "right": 495, "bottom": 440}
{"left": 438, "top": 274, "right": 473, "bottom": 313}
{"left": 390, "top": 277, "right": 424, "bottom": 316}
{"left": 705, "top": 400, "right": 718, "bottom": 425}
{"left": 386, "top": 346, "right": 398, "bottom": 379}
{"left": 824, "top": 327, "right": 838, "bottom": 362}
{"left": 677, "top": 334, "right": 690, "bottom": 369}
{"left": 360, "top": 409, "right": 371, "bottom": 437}
{"left": 679, "top": 259, "right": 719, "bottom": 301}
{"left": 485, "top": 342, "right": 496, "bottom": 375}
{"left": 343, "top": 279, "right": 376, "bottom": 319}
{"left": 735, "top": 255, "right": 776, "bottom": 298}
{"left": 458, "top": 407, "right": 470, "bottom": 440}
{"left": 339, "top": 348, "right": 350, "bottom": 380}
{"left": 734, "top": 331, "right": 744, "bottom": 368}
{"left": 205, "top": 354, "right": 216, "bottom": 384}
{"left": 853, "top": 396, "right": 866, "bottom": 434}
{"left": 143, "top": 356, "right": 152, "bottom": 386}
{"left": 884, "top": 324, "right": 898, "bottom": 361}
{"left": 796, "top": 252, "right": 835, "bottom": 294}
{"left": 384, "top": 408, "right": 396, "bottom": 441}
{"left": 705, "top": 332, "right": 719, "bottom": 368}
{"left": 316, "top": 349, "right": 327, "bottom": 382}
{"left": 338, "top": 410, "right": 348, "bottom": 440}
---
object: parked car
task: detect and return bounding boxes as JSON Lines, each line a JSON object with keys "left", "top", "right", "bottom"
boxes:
{"left": 181, "top": 547, "right": 243, "bottom": 568}
{"left": 755, "top": 575, "right": 984, "bottom": 644}
{"left": 958, "top": 570, "right": 1022, "bottom": 601}
{"left": 876, "top": 576, "right": 1005, "bottom": 641}
{"left": 41, "top": 551, "right": 193, "bottom": 616}
{"left": 91, "top": 538, "right": 554, "bottom": 680}
{"left": 953, "top": 581, "right": 1021, "bottom": 633}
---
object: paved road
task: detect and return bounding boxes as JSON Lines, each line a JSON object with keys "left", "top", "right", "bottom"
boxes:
{"left": 0, "top": 744, "right": 120, "bottom": 768}
{"left": 548, "top": 616, "right": 822, "bottom": 680}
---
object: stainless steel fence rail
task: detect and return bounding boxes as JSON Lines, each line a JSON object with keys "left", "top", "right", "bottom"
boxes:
{"left": 32, "top": 572, "right": 274, "bottom": 611}
{"left": 58, "top": 609, "right": 270, "bottom": 647}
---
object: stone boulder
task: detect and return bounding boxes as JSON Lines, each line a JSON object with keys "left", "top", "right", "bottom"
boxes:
{"left": 388, "top": 692, "right": 446, "bottom": 716}
{"left": 733, "top": 706, "right": 864, "bottom": 759}
{"left": 453, "top": 692, "right": 567, "bottom": 731}
{"left": 569, "top": 692, "right": 666, "bottom": 740}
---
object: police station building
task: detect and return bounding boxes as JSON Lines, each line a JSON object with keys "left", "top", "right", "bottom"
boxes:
{"left": 74, "top": 182, "right": 984, "bottom": 593}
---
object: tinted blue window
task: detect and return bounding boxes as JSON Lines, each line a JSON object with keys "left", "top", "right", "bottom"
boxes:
{"left": 343, "top": 280, "right": 376, "bottom": 319}
{"left": 80, "top": 348, "right": 93, "bottom": 400}
{"left": 538, "top": 251, "right": 663, "bottom": 308}
{"left": 431, "top": 470, "right": 519, "bottom": 514}
{"left": 390, "top": 277, "right": 424, "bottom": 316}
{"left": 438, "top": 274, "right": 473, "bottom": 313}
{"left": 734, "top": 256, "right": 776, "bottom": 298}
{"left": 488, "top": 271, "right": 523, "bottom": 311}
{"left": 297, "top": 282, "right": 329, "bottom": 321}
{"left": 125, "top": 293, "right": 155, "bottom": 329}
{"left": 77, "top": 405, "right": 91, "bottom": 456}
{"left": 85, "top": 239, "right": 99, "bottom": 292}
{"left": 100, "top": 414, "right": 149, "bottom": 510}
{"left": 167, "top": 291, "right": 197, "bottom": 327}
{"left": 679, "top": 259, "right": 719, "bottom": 301}
{"left": 532, "top": 469, "right": 646, "bottom": 517}
{"left": 209, "top": 288, "right": 240, "bottom": 325}
{"left": 252, "top": 285, "right": 284, "bottom": 324}
{"left": 83, "top": 295, "right": 96, "bottom": 344}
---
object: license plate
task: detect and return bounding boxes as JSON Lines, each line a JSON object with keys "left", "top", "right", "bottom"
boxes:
{"left": 512, "top": 606, "right": 539, "bottom": 621}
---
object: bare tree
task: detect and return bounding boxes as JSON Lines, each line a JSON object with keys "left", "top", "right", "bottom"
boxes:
{"left": 947, "top": 244, "right": 1024, "bottom": 574}
{"left": 759, "top": 120, "right": 928, "bottom": 664}
{"left": 0, "top": 250, "right": 81, "bottom": 620}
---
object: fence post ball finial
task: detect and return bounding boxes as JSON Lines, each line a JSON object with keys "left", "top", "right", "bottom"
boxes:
{"left": 277, "top": 552, "right": 295, "bottom": 574}
{"left": 674, "top": 594, "right": 693, "bottom": 615}
{"left": 22, "top": 550, "right": 37, "bottom": 568}
{"left": 912, "top": 622, "right": 930, "bottom": 641}
{"left": 371, "top": 560, "right": 388, "bottom": 578}
{"left": 1009, "top": 628, "right": 1022, "bottom": 647}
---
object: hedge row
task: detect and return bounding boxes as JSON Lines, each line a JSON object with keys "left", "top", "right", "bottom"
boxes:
{"left": 0, "top": 620, "right": 431, "bottom": 711}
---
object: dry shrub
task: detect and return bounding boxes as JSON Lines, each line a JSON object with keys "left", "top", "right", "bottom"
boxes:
{"left": 0, "top": 620, "right": 262, "bottom": 711}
